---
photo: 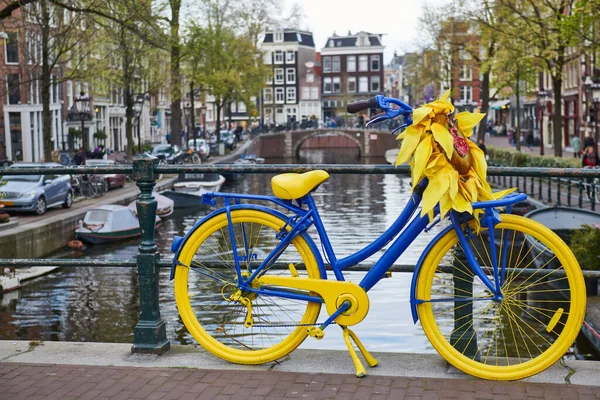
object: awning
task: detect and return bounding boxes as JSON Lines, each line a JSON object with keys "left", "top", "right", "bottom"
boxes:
{"left": 490, "top": 100, "right": 510, "bottom": 110}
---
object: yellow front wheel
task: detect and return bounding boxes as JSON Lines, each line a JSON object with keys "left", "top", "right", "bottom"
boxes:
{"left": 416, "top": 214, "right": 586, "bottom": 380}
{"left": 174, "top": 209, "right": 322, "bottom": 364}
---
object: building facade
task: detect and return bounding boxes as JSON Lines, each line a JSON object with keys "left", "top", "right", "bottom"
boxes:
{"left": 261, "top": 29, "right": 317, "bottom": 127}
{"left": 320, "top": 31, "right": 385, "bottom": 123}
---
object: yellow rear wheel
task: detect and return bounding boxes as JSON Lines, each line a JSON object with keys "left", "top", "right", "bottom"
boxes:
{"left": 174, "top": 209, "right": 322, "bottom": 364}
{"left": 416, "top": 214, "right": 586, "bottom": 380}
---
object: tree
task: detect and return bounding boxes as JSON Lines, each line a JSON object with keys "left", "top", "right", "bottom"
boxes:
{"left": 479, "top": 0, "right": 593, "bottom": 157}
{"left": 185, "top": 21, "right": 266, "bottom": 145}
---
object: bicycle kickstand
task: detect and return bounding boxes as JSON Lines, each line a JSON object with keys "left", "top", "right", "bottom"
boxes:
{"left": 340, "top": 325, "right": 378, "bottom": 377}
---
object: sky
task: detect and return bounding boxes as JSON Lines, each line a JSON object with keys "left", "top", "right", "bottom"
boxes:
{"left": 282, "top": 0, "right": 448, "bottom": 63}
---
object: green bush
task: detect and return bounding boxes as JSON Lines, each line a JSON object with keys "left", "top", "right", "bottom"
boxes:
{"left": 141, "top": 143, "right": 153, "bottom": 153}
{"left": 571, "top": 225, "right": 600, "bottom": 271}
{"left": 488, "top": 146, "right": 581, "bottom": 168}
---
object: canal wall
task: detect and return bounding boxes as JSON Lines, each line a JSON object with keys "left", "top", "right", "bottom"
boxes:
{"left": 0, "top": 178, "right": 176, "bottom": 259}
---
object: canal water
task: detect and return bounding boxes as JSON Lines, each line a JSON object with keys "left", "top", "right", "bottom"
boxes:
{"left": 0, "top": 148, "right": 596, "bottom": 359}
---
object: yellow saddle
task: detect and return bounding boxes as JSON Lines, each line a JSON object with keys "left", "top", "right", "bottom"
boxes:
{"left": 271, "top": 170, "right": 330, "bottom": 200}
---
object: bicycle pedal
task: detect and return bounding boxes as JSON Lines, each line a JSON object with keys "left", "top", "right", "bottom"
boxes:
{"left": 384, "top": 271, "right": 392, "bottom": 278}
{"left": 306, "top": 326, "right": 325, "bottom": 340}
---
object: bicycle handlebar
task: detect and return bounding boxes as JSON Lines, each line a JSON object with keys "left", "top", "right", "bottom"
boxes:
{"left": 346, "top": 97, "right": 379, "bottom": 114}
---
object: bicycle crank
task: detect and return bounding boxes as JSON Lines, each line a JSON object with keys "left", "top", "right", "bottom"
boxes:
{"left": 257, "top": 276, "right": 370, "bottom": 326}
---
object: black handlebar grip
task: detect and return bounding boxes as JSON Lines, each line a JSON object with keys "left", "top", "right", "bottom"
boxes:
{"left": 346, "top": 97, "right": 378, "bottom": 114}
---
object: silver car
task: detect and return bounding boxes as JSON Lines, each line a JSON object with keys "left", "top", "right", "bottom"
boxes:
{"left": 0, "top": 163, "right": 73, "bottom": 215}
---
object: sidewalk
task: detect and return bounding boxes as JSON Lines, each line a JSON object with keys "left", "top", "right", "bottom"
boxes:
{"left": 2, "top": 362, "right": 599, "bottom": 400}
{"left": 1, "top": 341, "right": 600, "bottom": 399}
{"left": 485, "top": 135, "right": 579, "bottom": 159}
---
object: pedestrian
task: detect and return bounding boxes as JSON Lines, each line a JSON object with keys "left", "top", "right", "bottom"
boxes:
{"left": 584, "top": 132, "right": 596, "bottom": 150}
{"left": 526, "top": 132, "right": 533, "bottom": 150}
{"left": 507, "top": 129, "right": 513, "bottom": 146}
{"left": 73, "top": 147, "right": 83, "bottom": 165}
{"left": 571, "top": 135, "right": 581, "bottom": 158}
{"left": 582, "top": 146, "right": 600, "bottom": 199}
{"left": 477, "top": 139, "right": 488, "bottom": 160}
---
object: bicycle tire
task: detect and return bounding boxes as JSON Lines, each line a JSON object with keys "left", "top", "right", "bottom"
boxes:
{"left": 174, "top": 208, "right": 322, "bottom": 364}
{"left": 80, "top": 181, "right": 97, "bottom": 199}
{"left": 416, "top": 214, "right": 585, "bottom": 380}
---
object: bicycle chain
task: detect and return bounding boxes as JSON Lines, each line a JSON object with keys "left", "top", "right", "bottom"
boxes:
{"left": 252, "top": 322, "right": 337, "bottom": 328}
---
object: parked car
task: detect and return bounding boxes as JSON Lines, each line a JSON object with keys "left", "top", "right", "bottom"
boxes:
{"left": 221, "top": 131, "right": 237, "bottom": 150}
{"left": 86, "top": 159, "right": 126, "bottom": 189}
{"left": 187, "top": 138, "right": 211, "bottom": 160}
{"left": 150, "top": 144, "right": 184, "bottom": 164}
{"left": 0, "top": 162, "right": 73, "bottom": 215}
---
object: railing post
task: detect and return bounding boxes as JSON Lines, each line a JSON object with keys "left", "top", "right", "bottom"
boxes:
{"left": 131, "top": 154, "right": 170, "bottom": 355}
{"left": 450, "top": 247, "right": 478, "bottom": 360}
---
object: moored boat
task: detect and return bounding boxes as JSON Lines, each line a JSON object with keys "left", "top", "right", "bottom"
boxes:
{"left": 128, "top": 192, "right": 174, "bottom": 218}
{"left": 162, "top": 173, "right": 226, "bottom": 208}
{"left": 75, "top": 204, "right": 160, "bottom": 244}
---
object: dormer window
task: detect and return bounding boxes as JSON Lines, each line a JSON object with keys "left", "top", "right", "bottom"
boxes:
{"left": 274, "top": 31, "right": 284, "bottom": 42}
{"left": 357, "top": 33, "right": 368, "bottom": 47}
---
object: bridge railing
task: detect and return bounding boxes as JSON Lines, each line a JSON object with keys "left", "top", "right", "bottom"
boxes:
{"left": 2, "top": 157, "right": 600, "bottom": 354}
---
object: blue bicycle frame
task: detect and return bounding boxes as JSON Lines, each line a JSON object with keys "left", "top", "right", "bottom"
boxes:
{"left": 171, "top": 179, "right": 527, "bottom": 317}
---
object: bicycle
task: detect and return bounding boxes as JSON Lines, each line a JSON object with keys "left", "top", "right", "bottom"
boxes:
{"left": 71, "top": 174, "right": 107, "bottom": 199}
{"left": 170, "top": 95, "right": 586, "bottom": 381}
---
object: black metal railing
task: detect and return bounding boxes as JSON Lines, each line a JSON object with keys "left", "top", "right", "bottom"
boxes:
{"left": 2, "top": 158, "right": 600, "bottom": 354}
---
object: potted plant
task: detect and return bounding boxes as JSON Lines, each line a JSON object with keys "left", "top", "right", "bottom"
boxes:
{"left": 571, "top": 224, "right": 600, "bottom": 296}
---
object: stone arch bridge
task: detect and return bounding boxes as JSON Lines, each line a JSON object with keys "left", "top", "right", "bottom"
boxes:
{"left": 249, "top": 129, "right": 399, "bottom": 159}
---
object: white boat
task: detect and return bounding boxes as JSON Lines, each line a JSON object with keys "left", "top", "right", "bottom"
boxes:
{"left": 128, "top": 192, "right": 174, "bottom": 218}
{"left": 162, "top": 173, "right": 226, "bottom": 208}
{"left": 75, "top": 205, "right": 160, "bottom": 244}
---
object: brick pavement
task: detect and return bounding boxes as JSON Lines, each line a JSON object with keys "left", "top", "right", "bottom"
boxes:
{"left": 0, "top": 363, "right": 598, "bottom": 400}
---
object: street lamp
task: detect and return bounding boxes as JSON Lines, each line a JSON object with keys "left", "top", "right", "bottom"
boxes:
{"left": 68, "top": 92, "right": 92, "bottom": 165}
{"left": 584, "top": 75, "right": 600, "bottom": 154}
{"left": 133, "top": 94, "right": 145, "bottom": 155}
{"left": 200, "top": 105, "right": 207, "bottom": 140}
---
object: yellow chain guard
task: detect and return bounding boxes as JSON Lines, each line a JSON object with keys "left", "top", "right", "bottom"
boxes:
{"left": 257, "top": 276, "right": 369, "bottom": 326}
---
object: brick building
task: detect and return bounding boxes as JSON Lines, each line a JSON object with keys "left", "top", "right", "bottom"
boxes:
{"left": 320, "top": 31, "right": 385, "bottom": 124}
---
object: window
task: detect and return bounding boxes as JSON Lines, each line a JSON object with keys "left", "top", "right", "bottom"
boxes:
{"left": 306, "top": 71, "right": 314, "bottom": 83}
{"left": 266, "top": 72, "right": 273, "bottom": 84}
{"left": 460, "top": 86, "right": 473, "bottom": 103}
{"left": 286, "top": 51, "right": 295, "bottom": 63}
{"left": 302, "top": 87, "right": 310, "bottom": 100}
{"left": 370, "top": 76, "right": 380, "bottom": 92}
{"left": 263, "top": 51, "right": 271, "bottom": 64}
{"left": 275, "top": 88, "right": 284, "bottom": 103}
{"left": 348, "top": 77, "right": 356, "bottom": 93}
{"left": 323, "top": 57, "right": 331, "bottom": 73}
{"left": 359, "top": 55, "right": 368, "bottom": 72}
{"left": 347, "top": 56, "right": 356, "bottom": 72}
{"left": 332, "top": 56, "right": 341, "bottom": 73}
{"left": 274, "top": 31, "right": 284, "bottom": 42}
{"left": 333, "top": 77, "right": 341, "bottom": 93}
{"left": 274, "top": 68, "right": 284, "bottom": 84}
{"left": 274, "top": 50, "right": 284, "bottom": 64}
{"left": 359, "top": 76, "right": 368, "bottom": 93}
{"left": 238, "top": 102, "right": 247, "bottom": 113}
{"left": 323, "top": 78, "right": 332, "bottom": 93}
{"left": 7, "top": 74, "right": 20, "bottom": 104}
{"left": 370, "top": 55, "right": 380, "bottom": 71}
{"left": 286, "top": 87, "right": 296, "bottom": 103}
{"left": 311, "top": 87, "right": 319, "bottom": 99}
{"left": 286, "top": 68, "right": 296, "bottom": 84}
{"left": 264, "top": 88, "right": 273, "bottom": 104}
{"left": 459, "top": 65, "right": 472, "bottom": 81}
{"left": 459, "top": 49, "right": 472, "bottom": 60}
{"left": 5, "top": 32, "right": 19, "bottom": 64}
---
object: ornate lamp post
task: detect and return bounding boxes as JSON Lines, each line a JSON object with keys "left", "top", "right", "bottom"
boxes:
{"left": 584, "top": 76, "right": 600, "bottom": 154}
{"left": 200, "top": 105, "right": 207, "bottom": 140}
{"left": 133, "top": 94, "right": 146, "bottom": 155}
{"left": 68, "top": 92, "right": 92, "bottom": 165}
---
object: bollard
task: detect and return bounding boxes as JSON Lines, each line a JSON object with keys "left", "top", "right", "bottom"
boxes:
{"left": 131, "top": 155, "right": 170, "bottom": 355}
{"left": 450, "top": 246, "right": 479, "bottom": 360}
